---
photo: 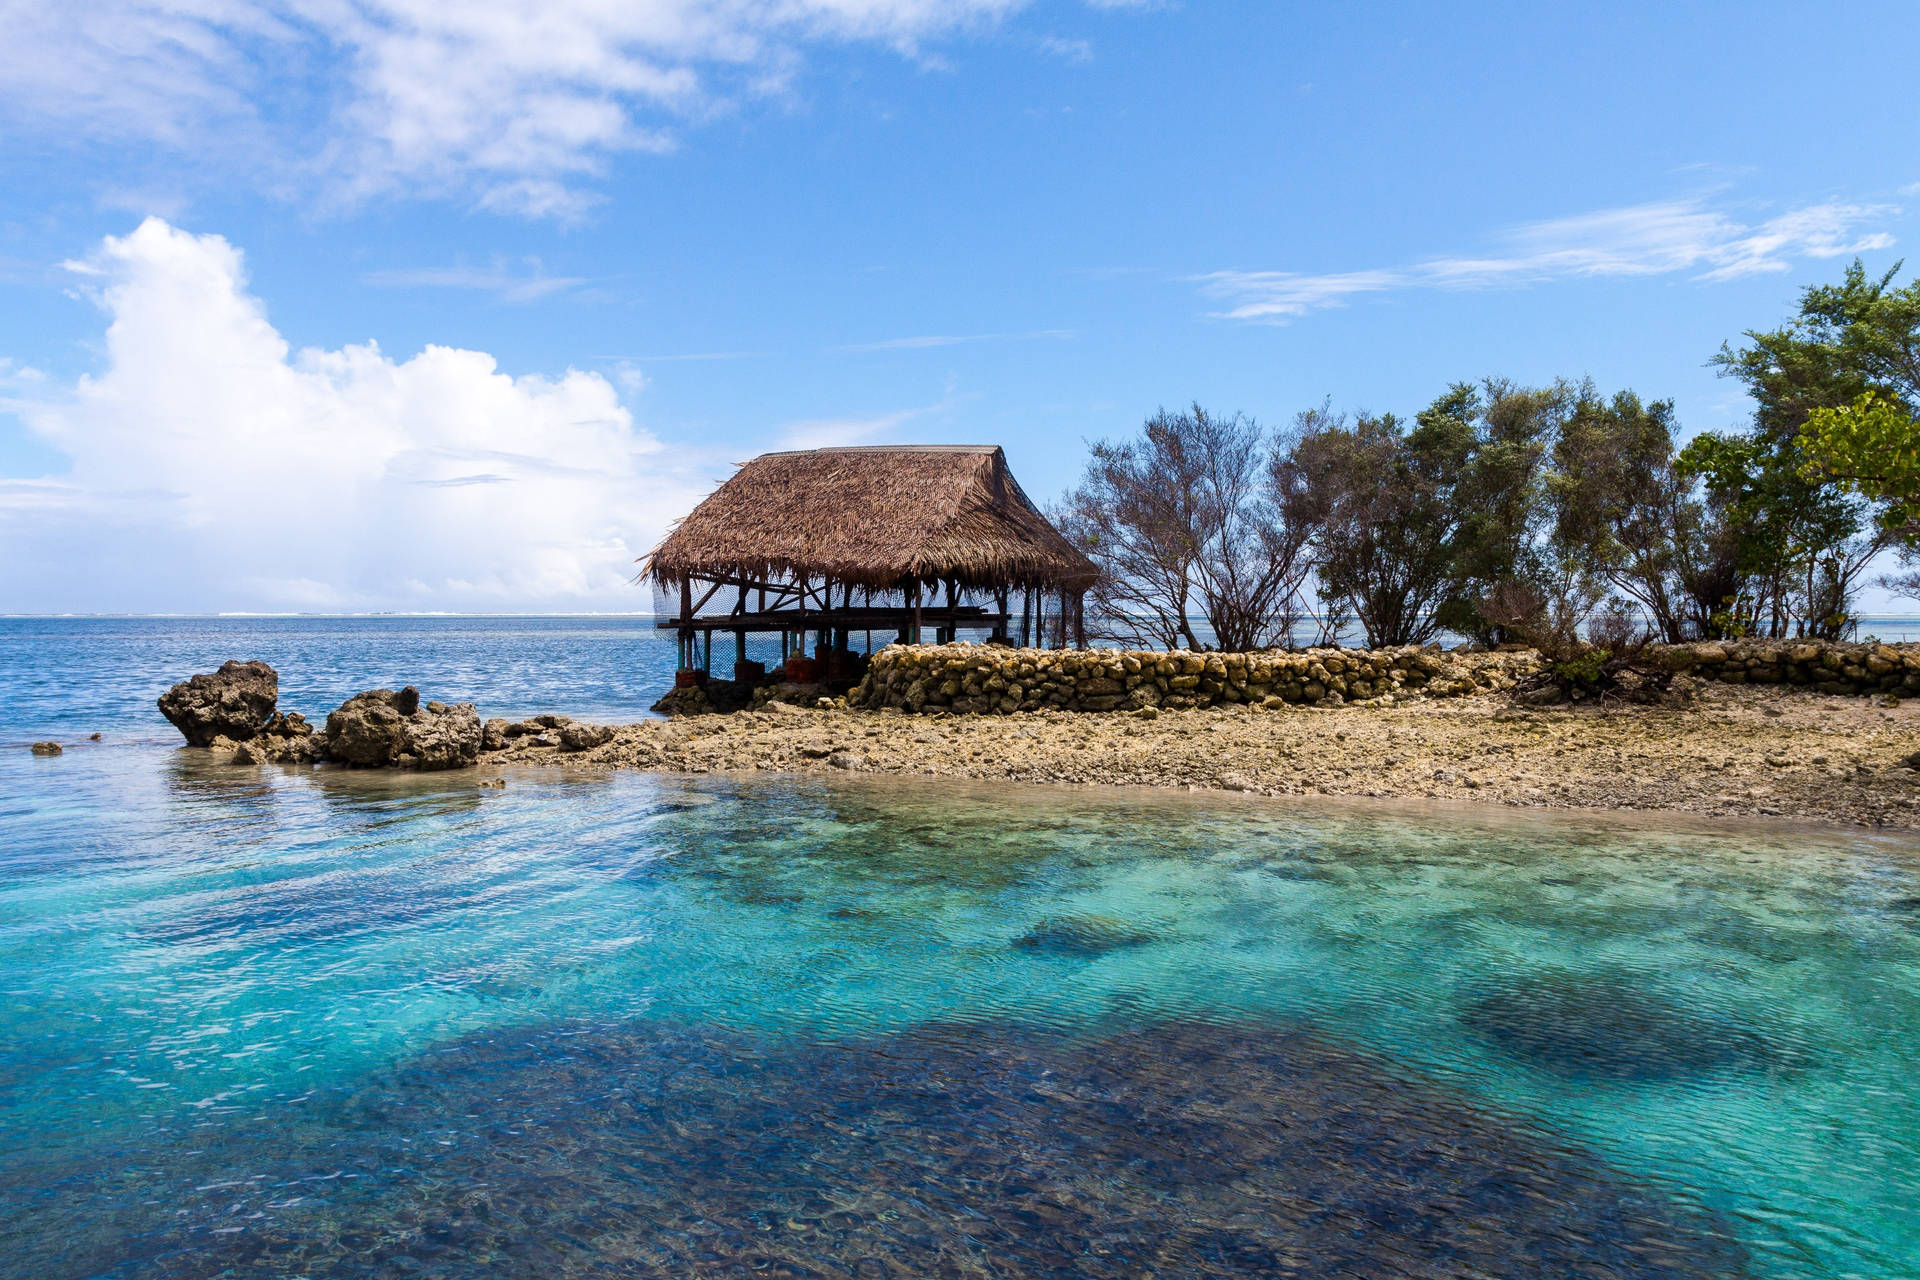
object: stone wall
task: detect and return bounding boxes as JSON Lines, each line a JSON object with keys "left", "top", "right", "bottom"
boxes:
{"left": 849, "top": 644, "right": 1541, "bottom": 714}
{"left": 1662, "top": 638, "right": 1920, "bottom": 695}
{"left": 847, "top": 638, "right": 1920, "bottom": 715}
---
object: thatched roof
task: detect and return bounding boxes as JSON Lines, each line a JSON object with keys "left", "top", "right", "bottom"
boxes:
{"left": 643, "top": 445, "right": 1096, "bottom": 592}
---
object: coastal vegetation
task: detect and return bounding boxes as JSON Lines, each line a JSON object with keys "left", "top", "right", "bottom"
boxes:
{"left": 1060, "top": 260, "right": 1920, "bottom": 651}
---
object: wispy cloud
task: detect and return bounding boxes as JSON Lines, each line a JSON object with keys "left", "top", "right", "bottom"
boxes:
{"left": 1201, "top": 196, "right": 1900, "bottom": 322}
{"left": 0, "top": 0, "right": 1097, "bottom": 218}
{"left": 0, "top": 357, "right": 47, "bottom": 386}
{"left": 1037, "top": 35, "right": 1092, "bottom": 63}
{"left": 775, "top": 407, "right": 920, "bottom": 450}
{"left": 591, "top": 351, "right": 768, "bottom": 362}
{"left": 836, "top": 328, "right": 1073, "bottom": 353}
{"left": 363, "top": 258, "right": 586, "bottom": 302}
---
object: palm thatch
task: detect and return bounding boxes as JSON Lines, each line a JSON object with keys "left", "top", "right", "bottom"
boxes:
{"left": 644, "top": 445, "right": 1096, "bottom": 592}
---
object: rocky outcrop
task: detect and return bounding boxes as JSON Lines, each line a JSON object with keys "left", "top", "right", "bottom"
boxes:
{"left": 323, "top": 687, "right": 481, "bottom": 770}
{"left": 158, "top": 660, "right": 279, "bottom": 745}
{"left": 29, "top": 741, "right": 61, "bottom": 756}
{"left": 245, "top": 711, "right": 325, "bottom": 763}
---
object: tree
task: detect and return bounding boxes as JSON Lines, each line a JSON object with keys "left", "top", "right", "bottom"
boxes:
{"left": 1280, "top": 408, "right": 1463, "bottom": 647}
{"left": 1424, "top": 378, "right": 1574, "bottom": 643}
{"left": 1057, "top": 405, "right": 1314, "bottom": 650}
{"left": 1549, "top": 385, "right": 1741, "bottom": 641}
{"left": 1681, "top": 259, "right": 1914, "bottom": 637}
{"left": 1803, "top": 391, "right": 1920, "bottom": 600}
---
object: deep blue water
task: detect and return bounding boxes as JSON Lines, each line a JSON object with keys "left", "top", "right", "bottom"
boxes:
{"left": 2, "top": 618, "right": 1919, "bottom": 1278}
{"left": 0, "top": 616, "right": 700, "bottom": 744}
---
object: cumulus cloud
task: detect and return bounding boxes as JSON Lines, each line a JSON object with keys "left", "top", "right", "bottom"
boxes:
{"left": 0, "top": 0, "right": 1042, "bottom": 216}
{"left": 1201, "top": 195, "right": 1899, "bottom": 322}
{"left": 0, "top": 219, "right": 698, "bottom": 612}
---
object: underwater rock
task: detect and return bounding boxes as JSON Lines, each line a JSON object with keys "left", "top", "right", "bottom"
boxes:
{"left": 1462, "top": 972, "right": 1786, "bottom": 1083}
{"left": 157, "top": 659, "right": 278, "bottom": 745}
{"left": 323, "top": 686, "right": 481, "bottom": 770}
{"left": 28, "top": 741, "right": 61, "bottom": 756}
{"left": 64, "top": 1018, "right": 1746, "bottom": 1280}
{"left": 1014, "top": 913, "right": 1158, "bottom": 956}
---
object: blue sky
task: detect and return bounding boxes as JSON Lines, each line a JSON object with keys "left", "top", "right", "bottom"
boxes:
{"left": 1, "top": 1, "right": 1916, "bottom": 612}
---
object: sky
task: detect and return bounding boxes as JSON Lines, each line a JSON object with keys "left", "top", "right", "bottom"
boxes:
{"left": 1, "top": 0, "right": 1917, "bottom": 613}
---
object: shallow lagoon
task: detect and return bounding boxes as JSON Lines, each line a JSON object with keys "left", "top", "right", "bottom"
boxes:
{"left": 3, "top": 742, "right": 1919, "bottom": 1278}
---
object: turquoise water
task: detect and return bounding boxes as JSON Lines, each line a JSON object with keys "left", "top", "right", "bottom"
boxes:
{"left": 3, "top": 619, "right": 1920, "bottom": 1277}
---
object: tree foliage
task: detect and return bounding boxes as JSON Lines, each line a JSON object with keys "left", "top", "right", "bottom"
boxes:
{"left": 1055, "top": 405, "right": 1314, "bottom": 651}
{"left": 1677, "top": 259, "right": 1915, "bottom": 636}
{"left": 1057, "top": 261, "right": 1917, "bottom": 650}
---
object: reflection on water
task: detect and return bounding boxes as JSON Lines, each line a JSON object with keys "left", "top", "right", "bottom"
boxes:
{"left": 1, "top": 753, "right": 1918, "bottom": 1279}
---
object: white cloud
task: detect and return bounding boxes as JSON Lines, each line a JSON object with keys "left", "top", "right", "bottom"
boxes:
{"left": 1037, "top": 35, "right": 1092, "bottom": 63}
{"left": 1202, "top": 196, "right": 1899, "bottom": 322}
{"left": 363, "top": 258, "right": 588, "bottom": 302}
{"left": 0, "top": 0, "right": 1041, "bottom": 216}
{"left": 835, "top": 328, "right": 1074, "bottom": 352}
{"left": 0, "top": 218, "right": 700, "bottom": 612}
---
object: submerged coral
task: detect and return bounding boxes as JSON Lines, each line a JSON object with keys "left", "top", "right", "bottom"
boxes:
{"left": 36, "top": 1018, "right": 1745, "bottom": 1279}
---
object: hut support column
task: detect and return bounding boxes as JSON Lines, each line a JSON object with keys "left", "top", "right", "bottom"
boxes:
{"left": 911, "top": 582, "right": 923, "bottom": 645}
{"left": 676, "top": 573, "right": 693, "bottom": 672}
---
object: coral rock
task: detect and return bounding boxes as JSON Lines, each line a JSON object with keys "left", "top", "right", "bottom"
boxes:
{"left": 324, "top": 686, "right": 481, "bottom": 770}
{"left": 158, "top": 660, "right": 278, "bottom": 745}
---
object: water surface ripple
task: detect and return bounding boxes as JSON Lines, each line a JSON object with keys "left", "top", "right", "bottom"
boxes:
{"left": 2, "top": 744, "right": 1918, "bottom": 1277}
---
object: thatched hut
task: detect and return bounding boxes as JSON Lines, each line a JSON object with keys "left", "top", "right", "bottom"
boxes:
{"left": 643, "top": 445, "right": 1096, "bottom": 677}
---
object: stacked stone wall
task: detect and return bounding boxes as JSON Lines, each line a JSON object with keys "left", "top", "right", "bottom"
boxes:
{"left": 848, "top": 638, "right": 1920, "bottom": 715}
{"left": 1662, "top": 639, "right": 1920, "bottom": 695}
{"left": 850, "top": 644, "right": 1539, "bottom": 714}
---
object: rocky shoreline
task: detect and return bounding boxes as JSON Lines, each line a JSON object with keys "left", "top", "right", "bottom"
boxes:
{"left": 118, "top": 652, "right": 1920, "bottom": 831}
{"left": 486, "top": 681, "right": 1920, "bottom": 831}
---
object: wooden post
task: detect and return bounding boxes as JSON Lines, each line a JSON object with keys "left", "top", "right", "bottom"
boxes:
{"left": 1020, "top": 587, "right": 1032, "bottom": 648}
{"left": 677, "top": 573, "right": 693, "bottom": 670}
{"left": 1073, "top": 592, "right": 1086, "bottom": 649}
{"left": 911, "top": 581, "right": 923, "bottom": 645}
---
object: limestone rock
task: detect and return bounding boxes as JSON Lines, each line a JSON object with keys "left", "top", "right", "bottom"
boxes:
{"left": 482, "top": 718, "right": 511, "bottom": 751}
{"left": 29, "top": 741, "right": 61, "bottom": 756}
{"left": 158, "top": 659, "right": 278, "bottom": 745}
{"left": 324, "top": 687, "right": 481, "bottom": 770}
{"left": 559, "top": 723, "right": 616, "bottom": 752}
{"left": 252, "top": 711, "right": 325, "bottom": 763}
{"left": 652, "top": 685, "right": 718, "bottom": 717}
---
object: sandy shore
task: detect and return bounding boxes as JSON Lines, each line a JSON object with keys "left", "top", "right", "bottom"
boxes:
{"left": 483, "top": 684, "right": 1920, "bottom": 831}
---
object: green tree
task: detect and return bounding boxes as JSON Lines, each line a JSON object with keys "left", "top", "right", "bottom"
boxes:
{"left": 1679, "top": 259, "right": 1911, "bottom": 637}
{"left": 1423, "top": 378, "right": 1574, "bottom": 643}
{"left": 1549, "top": 385, "right": 1741, "bottom": 641}
{"left": 1280, "top": 403, "right": 1474, "bottom": 648}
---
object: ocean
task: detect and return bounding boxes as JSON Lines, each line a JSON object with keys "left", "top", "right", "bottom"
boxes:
{"left": 1, "top": 616, "right": 1917, "bottom": 1278}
